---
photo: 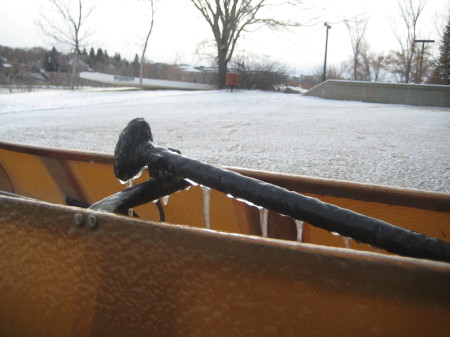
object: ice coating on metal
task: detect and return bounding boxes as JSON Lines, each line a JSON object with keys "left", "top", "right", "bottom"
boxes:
{"left": 226, "top": 193, "right": 256, "bottom": 207}
{"left": 118, "top": 167, "right": 145, "bottom": 185}
{"left": 184, "top": 178, "right": 198, "bottom": 186}
{"left": 236, "top": 197, "right": 256, "bottom": 207}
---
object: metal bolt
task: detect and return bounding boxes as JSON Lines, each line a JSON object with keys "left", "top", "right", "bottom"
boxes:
{"left": 73, "top": 213, "right": 84, "bottom": 227}
{"left": 88, "top": 214, "right": 98, "bottom": 229}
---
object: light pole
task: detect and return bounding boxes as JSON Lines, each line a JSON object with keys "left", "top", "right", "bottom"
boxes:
{"left": 322, "top": 22, "right": 332, "bottom": 82}
{"left": 414, "top": 39, "right": 434, "bottom": 83}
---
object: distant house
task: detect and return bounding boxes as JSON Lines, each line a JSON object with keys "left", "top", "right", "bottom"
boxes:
{"left": 0, "top": 56, "right": 12, "bottom": 69}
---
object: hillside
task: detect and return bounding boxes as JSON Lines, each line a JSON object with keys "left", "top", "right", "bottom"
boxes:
{"left": 0, "top": 45, "right": 305, "bottom": 91}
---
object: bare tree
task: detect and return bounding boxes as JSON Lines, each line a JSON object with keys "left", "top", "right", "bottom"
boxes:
{"left": 365, "top": 52, "right": 387, "bottom": 82}
{"left": 230, "top": 52, "right": 288, "bottom": 90}
{"left": 313, "top": 64, "right": 344, "bottom": 81}
{"left": 37, "top": 0, "right": 94, "bottom": 89}
{"left": 190, "top": 0, "right": 308, "bottom": 88}
{"left": 337, "top": 48, "right": 388, "bottom": 82}
{"left": 139, "top": 0, "right": 158, "bottom": 88}
{"left": 344, "top": 15, "right": 369, "bottom": 80}
{"left": 390, "top": 0, "right": 427, "bottom": 83}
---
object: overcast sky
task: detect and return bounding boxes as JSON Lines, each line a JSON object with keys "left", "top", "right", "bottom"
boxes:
{"left": 0, "top": 0, "right": 447, "bottom": 74}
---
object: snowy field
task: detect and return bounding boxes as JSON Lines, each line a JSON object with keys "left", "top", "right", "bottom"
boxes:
{"left": 0, "top": 88, "right": 449, "bottom": 193}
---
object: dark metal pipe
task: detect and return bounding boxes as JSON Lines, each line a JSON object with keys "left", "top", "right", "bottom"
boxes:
{"left": 89, "top": 176, "right": 189, "bottom": 215}
{"left": 113, "top": 118, "right": 450, "bottom": 263}
{"left": 147, "top": 147, "right": 450, "bottom": 262}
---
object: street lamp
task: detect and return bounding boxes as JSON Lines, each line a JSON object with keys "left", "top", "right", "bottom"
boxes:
{"left": 322, "top": 22, "right": 332, "bottom": 82}
{"left": 414, "top": 39, "right": 434, "bottom": 83}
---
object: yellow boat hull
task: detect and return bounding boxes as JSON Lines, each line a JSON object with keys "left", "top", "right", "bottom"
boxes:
{"left": 0, "top": 141, "right": 449, "bottom": 336}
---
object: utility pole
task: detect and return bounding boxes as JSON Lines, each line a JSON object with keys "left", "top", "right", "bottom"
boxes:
{"left": 414, "top": 39, "right": 434, "bottom": 83}
{"left": 322, "top": 22, "right": 332, "bottom": 82}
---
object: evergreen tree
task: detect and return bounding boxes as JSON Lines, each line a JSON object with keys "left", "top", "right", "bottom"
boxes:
{"left": 43, "top": 46, "right": 60, "bottom": 72}
{"left": 86, "top": 47, "right": 95, "bottom": 68}
{"left": 132, "top": 53, "right": 140, "bottom": 67}
{"left": 96, "top": 48, "right": 104, "bottom": 61}
{"left": 437, "top": 17, "right": 450, "bottom": 84}
{"left": 113, "top": 52, "right": 121, "bottom": 62}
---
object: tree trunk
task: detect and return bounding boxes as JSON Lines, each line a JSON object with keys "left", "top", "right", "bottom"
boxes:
{"left": 353, "top": 57, "right": 358, "bottom": 80}
{"left": 140, "top": 32, "right": 151, "bottom": 89}
{"left": 139, "top": 53, "right": 145, "bottom": 88}
{"left": 139, "top": 0, "right": 155, "bottom": 89}
{"left": 405, "top": 57, "right": 411, "bottom": 83}
{"left": 217, "top": 47, "right": 228, "bottom": 89}
{"left": 69, "top": 53, "right": 78, "bottom": 90}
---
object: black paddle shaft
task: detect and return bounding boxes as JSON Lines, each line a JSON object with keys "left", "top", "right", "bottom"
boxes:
{"left": 114, "top": 118, "right": 450, "bottom": 263}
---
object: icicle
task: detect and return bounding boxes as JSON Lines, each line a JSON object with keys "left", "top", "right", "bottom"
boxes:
{"left": 342, "top": 237, "right": 351, "bottom": 248}
{"left": 259, "top": 208, "right": 268, "bottom": 237}
{"left": 201, "top": 185, "right": 211, "bottom": 229}
{"left": 161, "top": 195, "right": 170, "bottom": 206}
{"left": 127, "top": 179, "right": 134, "bottom": 217}
{"left": 294, "top": 220, "right": 304, "bottom": 242}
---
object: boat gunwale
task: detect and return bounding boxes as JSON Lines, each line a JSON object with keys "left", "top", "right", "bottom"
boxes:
{"left": 1, "top": 140, "right": 449, "bottom": 212}
{"left": 1, "top": 193, "right": 450, "bottom": 272}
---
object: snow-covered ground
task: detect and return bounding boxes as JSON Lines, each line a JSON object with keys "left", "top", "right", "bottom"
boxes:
{"left": 0, "top": 88, "right": 449, "bottom": 193}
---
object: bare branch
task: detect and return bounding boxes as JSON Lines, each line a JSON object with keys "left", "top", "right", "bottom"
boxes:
{"left": 139, "top": 0, "right": 159, "bottom": 87}
{"left": 390, "top": 0, "right": 428, "bottom": 82}
{"left": 344, "top": 14, "right": 369, "bottom": 80}
{"left": 36, "top": 0, "right": 94, "bottom": 89}
{"left": 190, "top": 0, "right": 310, "bottom": 88}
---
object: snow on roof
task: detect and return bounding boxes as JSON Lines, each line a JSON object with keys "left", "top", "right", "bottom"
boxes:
{"left": 178, "top": 65, "right": 202, "bottom": 73}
